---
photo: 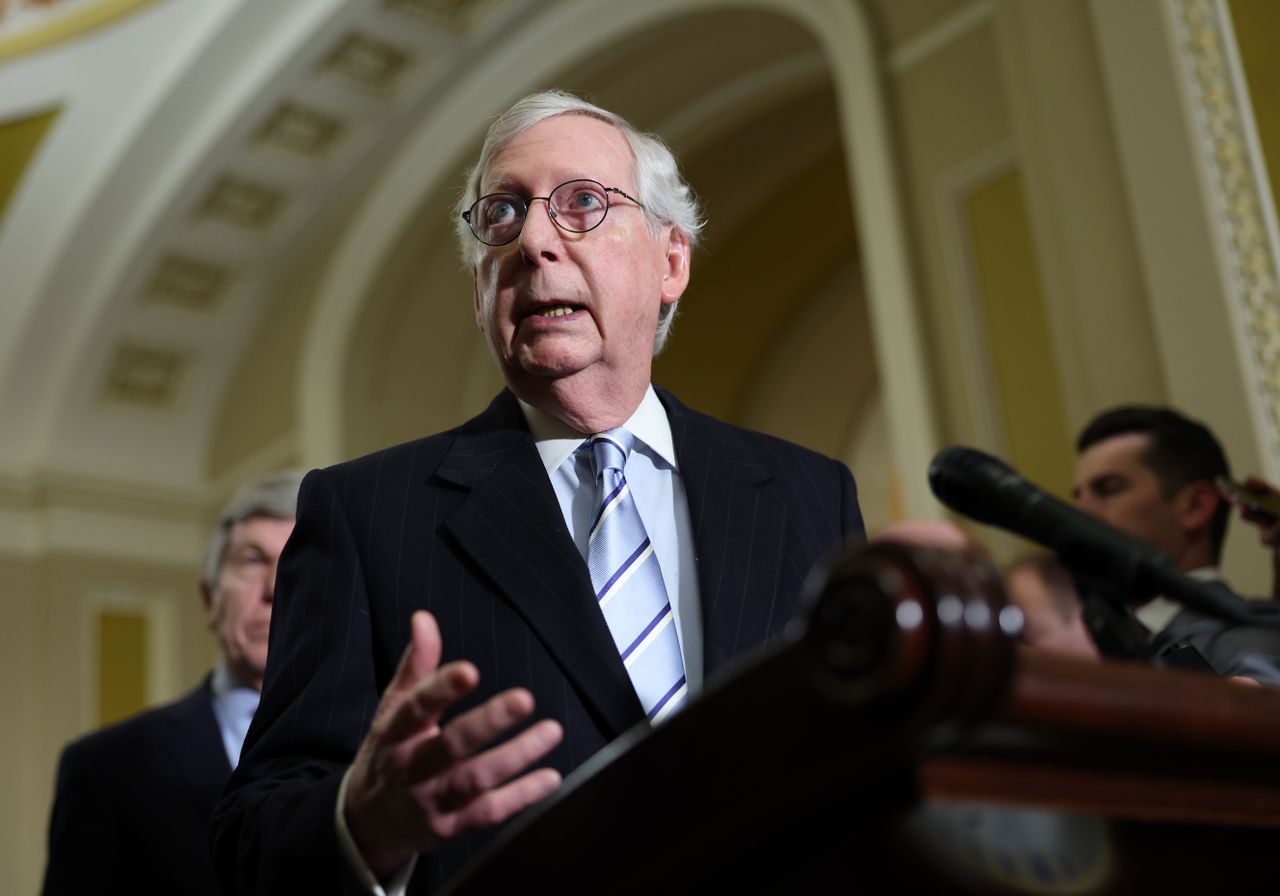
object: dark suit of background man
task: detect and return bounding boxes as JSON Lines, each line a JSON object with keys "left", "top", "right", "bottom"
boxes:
{"left": 1071, "top": 405, "right": 1280, "bottom": 681}
{"left": 212, "top": 90, "right": 864, "bottom": 895}
{"left": 41, "top": 471, "right": 303, "bottom": 896}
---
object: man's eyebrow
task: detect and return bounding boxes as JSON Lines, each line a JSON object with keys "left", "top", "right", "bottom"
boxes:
{"left": 483, "top": 172, "right": 599, "bottom": 194}
{"left": 484, "top": 176, "right": 525, "bottom": 194}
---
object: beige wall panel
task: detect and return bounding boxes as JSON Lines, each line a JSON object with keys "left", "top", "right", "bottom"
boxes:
{"left": 891, "top": 20, "right": 1011, "bottom": 449}
{"left": 994, "top": 0, "right": 1164, "bottom": 429}
{"left": 3, "top": 548, "right": 206, "bottom": 896}
{"left": 965, "top": 169, "right": 1073, "bottom": 496}
{"left": 0, "top": 553, "right": 43, "bottom": 896}
{"left": 870, "top": 0, "right": 980, "bottom": 50}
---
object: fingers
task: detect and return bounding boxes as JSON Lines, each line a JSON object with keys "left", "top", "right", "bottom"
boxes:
{"left": 420, "top": 719, "right": 564, "bottom": 841}
{"left": 346, "top": 618, "right": 565, "bottom": 872}
{"left": 375, "top": 612, "right": 473, "bottom": 743}
{"left": 441, "top": 767, "right": 563, "bottom": 839}
{"left": 1261, "top": 524, "right": 1280, "bottom": 549}
{"left": 1242, "top": 476, "right": 1278, "bottom": 496}
{"left": 871, "top": 519, "right": 986, "bottom": 555}
{"left": 378, "top": 660, "right": 480, "bottom": 744}
{"left": 406, "top": 689, "right": 541, "bottom": 783}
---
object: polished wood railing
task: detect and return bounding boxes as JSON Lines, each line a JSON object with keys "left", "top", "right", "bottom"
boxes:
{"left": 442, "top": 542, "right": 1280, "bottom": 895}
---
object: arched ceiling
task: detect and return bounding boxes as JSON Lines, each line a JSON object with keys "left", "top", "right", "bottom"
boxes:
{"left": 331, "top": 6, "right": 866, "bottom": 463}
{"left": 0, "top": 0, "right": 946, "bottom": 497}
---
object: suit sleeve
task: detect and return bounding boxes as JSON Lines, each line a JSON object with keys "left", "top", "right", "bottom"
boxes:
{"left": 1200, "top": 626, "right": 1280, "bottom": 684}
{"left": 836, "top": 458, "right": 864, "bottom": 542}
{"left": 41, "top": 743, "right": 126, "bottom": 896}
{"left": 211, "top": 466, "right": 385, "bottom": 895}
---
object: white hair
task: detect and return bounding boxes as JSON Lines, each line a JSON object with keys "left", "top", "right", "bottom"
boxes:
{"left": 201, "top": 470, "right": 305, "bottom": 591}
{"left": 455, "top": 90, "right": 705, "bottom": 353}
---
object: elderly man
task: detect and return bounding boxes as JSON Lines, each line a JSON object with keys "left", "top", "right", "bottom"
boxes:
{"left": 41, "top": 470, "right": 302, "bottom": 896}
{"left": 1071, "top": 405, "right": 1280, "bottom": 680}
{"left": 212, "top": 91, "right": 863, "bottom": 894}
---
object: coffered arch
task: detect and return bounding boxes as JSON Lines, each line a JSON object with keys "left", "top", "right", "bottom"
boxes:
{"left": 0, "top": 0, "right": 936, "bottom": 517}
{"left": 294, "top": 0, "right": 937, "bottom": 517}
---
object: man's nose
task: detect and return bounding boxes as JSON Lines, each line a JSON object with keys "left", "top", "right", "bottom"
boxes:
{"left": 1074, "top": 492, "right": 1100, "bottom": 517}
{"left": 518, "top": 198, "right": 562, "bottom": 262}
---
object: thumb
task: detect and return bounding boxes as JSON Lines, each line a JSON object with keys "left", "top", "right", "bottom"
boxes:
{"left": 388, "top": 610, "right": 442, "bottom": 698}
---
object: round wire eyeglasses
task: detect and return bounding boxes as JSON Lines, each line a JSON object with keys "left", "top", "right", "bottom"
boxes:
{"left": 462, "top": 178, "right": 644, "bottom": 246}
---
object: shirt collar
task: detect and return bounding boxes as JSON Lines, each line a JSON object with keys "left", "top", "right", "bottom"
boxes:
{"left": 211, "top": 661, "right": 259, "bottom": 701}
{"left": 1133, "top": 566, "right": 1223, "bottom": 634}
{"left": 519, "top": 385, "right": 677, "bottom": 474}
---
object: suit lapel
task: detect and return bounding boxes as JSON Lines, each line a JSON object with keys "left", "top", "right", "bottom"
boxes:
{"left": 165, "top": 681, "right": 232, "bottom": 813}
{"left": 660, "top": 389, "right": 788, "bottom": 680}
{"left": 436, "top": 392, "right": 644, "bottom": 737}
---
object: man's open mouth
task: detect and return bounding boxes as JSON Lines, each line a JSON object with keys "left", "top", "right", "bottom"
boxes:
{"left": 530, "top": 304, "right": 584, "bottom": 318}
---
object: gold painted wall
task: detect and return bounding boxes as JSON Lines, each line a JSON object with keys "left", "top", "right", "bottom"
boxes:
{"left": 1229, "top": 0, "right": 1280, "bottom": 220}
{"left": 96, "top": 609, "right": 148, "bottom": 726}
{"left": 0, "top": 106, "right": 59, "bottom": 223}
{"left": 966, "top": 170, "right": 1073, "bottom": 495}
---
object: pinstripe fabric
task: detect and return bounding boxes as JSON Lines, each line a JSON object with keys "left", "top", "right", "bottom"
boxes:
{"left": 213, "top": 387, "right": 864, "bottom": 896}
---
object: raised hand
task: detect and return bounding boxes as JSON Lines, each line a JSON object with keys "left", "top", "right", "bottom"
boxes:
{"left": 343, "top": 611, "right": 563, "bottom": 878}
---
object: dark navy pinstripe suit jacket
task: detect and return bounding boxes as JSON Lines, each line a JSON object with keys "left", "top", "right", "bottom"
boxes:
{"left": 45, "top": 680, "right": 229, "bottom": 896}
{"left": 212, "top": 387, "right": 863, "bottom": 894}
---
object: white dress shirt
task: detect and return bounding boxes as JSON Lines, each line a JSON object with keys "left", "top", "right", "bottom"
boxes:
{"left": 209, "top": 661, "right": 260, "bottom": 769}
{"left": 1133, "top": 567, "right": 1221, "bottom": 636}
{"left": 520, "top": 385, "right": 704, "bottom": 688}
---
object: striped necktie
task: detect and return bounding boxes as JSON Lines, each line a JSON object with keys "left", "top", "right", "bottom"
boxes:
{"left": 586, "top": 429, "right": 688, "bottom": 723}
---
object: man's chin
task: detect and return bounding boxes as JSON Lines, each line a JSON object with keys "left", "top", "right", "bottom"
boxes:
{"left": 510, "top": 349, "right": 596, "bottom": 380}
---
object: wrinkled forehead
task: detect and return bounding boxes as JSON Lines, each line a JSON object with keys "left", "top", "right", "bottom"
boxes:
{"left": 481, "top": 113, "right": 637, "bottom": 194}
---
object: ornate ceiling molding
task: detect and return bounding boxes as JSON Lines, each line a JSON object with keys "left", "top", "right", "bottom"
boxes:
{"left": 1170, "top": 0, "right": 1280, "bottom": 461}
{"left": 0, "top": 0, "right": 159, "bottom": 62}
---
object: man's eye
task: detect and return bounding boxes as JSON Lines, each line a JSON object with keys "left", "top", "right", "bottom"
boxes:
{"left": 1096, "top": 478, "right": 1127, "bottom": 497}
{"left": 485, "top": 200, "right": 518, "bottom": 225}
{"left": 566, "top": 189, "right": 604, "bottom": 211}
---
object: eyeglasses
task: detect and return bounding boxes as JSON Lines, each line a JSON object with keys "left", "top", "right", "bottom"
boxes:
{"left": 462, "top": 178, "right": 644, "bottom": 246}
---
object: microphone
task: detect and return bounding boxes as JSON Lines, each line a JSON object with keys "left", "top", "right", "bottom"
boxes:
{"left": 927, "top": 446, "right": 1254, "bottom": 624}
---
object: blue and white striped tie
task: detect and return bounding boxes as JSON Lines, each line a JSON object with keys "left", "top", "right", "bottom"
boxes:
{"left": 587, "top": 429, "right": 688, "bottom": 723}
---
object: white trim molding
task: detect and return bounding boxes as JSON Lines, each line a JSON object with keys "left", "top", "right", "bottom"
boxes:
{"left": 1169, "top": 0, "right": 1280, "bottom": 475}
{"left": 0, "top": 471, "right": 206, "bottom": 563}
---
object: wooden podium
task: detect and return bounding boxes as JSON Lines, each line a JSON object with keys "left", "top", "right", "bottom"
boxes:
{"left": 441, "top": 543, "right": 1280, "bottom": 894}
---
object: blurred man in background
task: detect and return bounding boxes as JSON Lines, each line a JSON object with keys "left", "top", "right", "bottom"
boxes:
{"left": 1071, "top": 406, "right": 1280, "bottom": 681}
{"left": 41, "top": 470, "right": 303, "bottom": 896}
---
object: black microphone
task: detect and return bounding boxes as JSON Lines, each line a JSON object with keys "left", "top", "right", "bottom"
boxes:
{"left": 927, "top": 446, "right": 1253, "bottom": 624}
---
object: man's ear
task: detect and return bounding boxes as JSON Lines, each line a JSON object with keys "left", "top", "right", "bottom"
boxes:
{"left": 200, "top": 582, "right": 216, "bottom": 627}
{"left": 659, "top": 228, "right": 691, "bottom": 307}
{"left": 1179, "top": 480, "right": 1222, "bottom": 536}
